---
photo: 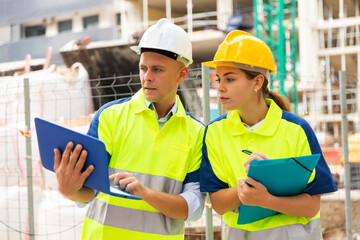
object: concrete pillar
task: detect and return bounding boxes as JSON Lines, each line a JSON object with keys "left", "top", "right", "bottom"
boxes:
{"left": 326, "top": 56, "right": 333, "bottom": 114}
{"left": 73, "top": 13, "right": 82, "bottom": 33}
{"left": 99, "top": 7, "right": 114, "bottom": 29}
{"left": 216, "top": 0, "right": 232, "bottom": 31}
{"left": 298, "top": 0, "right": 321, "bottom": 80}
{"left": 187, "top": 0, "right": 193, "bottom": 34}
{"left": 339, "top": 0, "right": 346, "bottom": 71}
{"left": 143, "top": 0, "right": 148, "bottom": 29}
{"left": 10, "top": 24, "right": 21, "bottom": 41}
{"left": 166, "top": 0, "right": 171, "bottom": 20}
{"left": 299, "top": 0, "right": 322, "bottom": 122}
{"left": 356, "top": 50, "right": 360, "bottom": 133}
{"left": 45, "top": 18, "right": 57, "bottom": 37}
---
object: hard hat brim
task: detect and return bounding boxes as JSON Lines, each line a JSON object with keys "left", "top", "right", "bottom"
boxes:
{"left": 202, "top": 60, "right": 275, "bottom": 75}
{"left": 202, "top": 61, "right": 217, "bottom": 68}
{"left": 130, "top": 46, "right": 141, "bottom": 55}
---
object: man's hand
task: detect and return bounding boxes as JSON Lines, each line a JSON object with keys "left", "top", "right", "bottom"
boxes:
{"left": 109, "top": 172, "right": 189, "bottom": 220}
{"left": 54, "top": 142, "right": 94, "bottom": 199}
{"left": 109, "top": 172, "right": 149, "bottom": 198}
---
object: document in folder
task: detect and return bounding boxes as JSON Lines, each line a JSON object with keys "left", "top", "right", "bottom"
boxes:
{"left": 237, "top": 154, "right": 321, "bottom": 225}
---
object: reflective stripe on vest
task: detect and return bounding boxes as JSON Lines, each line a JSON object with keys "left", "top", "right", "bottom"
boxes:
{"left": 225, "top": 218, "right": 322, "bottom": 240}
{"left": 223, "top": 208, "right": 320, "bottom": 231}
{"left": 84, "top": 168, "right": 185, "bottom": 237}
{"left": 81, "top": 217, "right": 184, "bottom": 240}
{"left": 109, "top": 168, "right": 184, "bottom": 195}
{"left": 86, "top": 197, "right": 184, "bottom": 235}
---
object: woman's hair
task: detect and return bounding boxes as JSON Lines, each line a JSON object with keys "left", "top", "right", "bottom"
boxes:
{"left": 242, "top": 70, "right": 291, "bottom": 112}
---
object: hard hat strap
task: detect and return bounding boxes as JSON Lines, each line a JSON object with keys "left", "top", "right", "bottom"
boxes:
{"left": 140, "top": 48, "right": 179, "bottom": 61}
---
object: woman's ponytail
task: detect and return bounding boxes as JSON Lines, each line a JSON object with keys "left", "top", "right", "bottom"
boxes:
{"left": 242, "top": 69, "right": 292, "bottom": 112}
{"left": 266, "top": 89, "right": 291, "bottom": 112}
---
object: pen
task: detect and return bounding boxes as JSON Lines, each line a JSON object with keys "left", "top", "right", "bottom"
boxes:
{"left": 240, "top": 149, "right": 254, "bottom": 187}
{"left": 240, "top": 149, "right": 253, "bottom": 155}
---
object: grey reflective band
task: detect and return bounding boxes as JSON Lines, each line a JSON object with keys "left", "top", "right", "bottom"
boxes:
{"left": 108, "top": 167, "right": 184, "bottom": 194}
{"left": 85, "top": 167, "right": 186, "bottom": 235}
{"left": 227, "top": 218, "right": 322, "bottom": 240}
{"left": 87, "top": 198, "right": 185, "bottom": 235}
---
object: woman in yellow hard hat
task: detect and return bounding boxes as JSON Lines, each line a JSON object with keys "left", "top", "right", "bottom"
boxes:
{"left": 200, "top": 30, "right": 337, "bottom": 240}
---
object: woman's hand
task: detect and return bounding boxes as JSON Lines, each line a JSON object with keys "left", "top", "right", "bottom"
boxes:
{"left": 237, "top": 177, "right": 271, "bottom": 207}
{"left": 237, "top": 178, "right": 321, "bottom": 217}
{"left": 243, "top": 151, "right": 270, "bottom": 173}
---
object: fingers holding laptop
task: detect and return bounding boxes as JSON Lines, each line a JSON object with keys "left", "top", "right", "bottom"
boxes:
{"left": 54, "top": 141, "right": 94, "bottom": 198}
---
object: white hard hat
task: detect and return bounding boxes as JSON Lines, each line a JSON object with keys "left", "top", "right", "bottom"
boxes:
{"left": 131, "top": 18, "right": 193, "bottom": 67}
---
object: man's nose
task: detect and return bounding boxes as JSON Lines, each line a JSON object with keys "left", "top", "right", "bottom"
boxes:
{"left": 143, "top": 70, "right": 153, "bottom": 82}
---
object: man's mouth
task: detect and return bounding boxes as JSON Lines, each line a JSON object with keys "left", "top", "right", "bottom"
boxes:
{"left": 145, "top": 86, "right": 156, "bottom": 90}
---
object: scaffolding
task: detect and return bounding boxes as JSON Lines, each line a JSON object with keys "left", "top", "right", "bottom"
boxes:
{"left": 254, "top": 0, "right": 298, "bottom": 114}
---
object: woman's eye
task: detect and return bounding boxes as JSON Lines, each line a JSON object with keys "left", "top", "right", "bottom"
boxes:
{"left": 215, "top": 78, "right": 220, "bottom": 83}
{"left": 227, "top": 78, "right": 235, "bottom": 82}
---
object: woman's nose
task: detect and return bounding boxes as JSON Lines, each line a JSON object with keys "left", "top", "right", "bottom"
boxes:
{"left": 217, "top": 81, "right": 225, "bottom": 92}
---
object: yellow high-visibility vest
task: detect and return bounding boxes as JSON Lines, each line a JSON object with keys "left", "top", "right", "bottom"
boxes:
{"left": 201, "top": 99, "right": 337, "bottom": 239}
{"left": 82, "top": 90, "right": 204, "bottom": 240}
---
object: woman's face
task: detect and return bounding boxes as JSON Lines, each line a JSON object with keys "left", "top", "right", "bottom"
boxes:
{"left": 215, "top": 66, "right": 257, "bottom": 111}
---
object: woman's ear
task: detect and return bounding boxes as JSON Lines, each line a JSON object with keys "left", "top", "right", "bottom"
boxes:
{"left": 254, "top": 74, "right": 265, "bottom": 90}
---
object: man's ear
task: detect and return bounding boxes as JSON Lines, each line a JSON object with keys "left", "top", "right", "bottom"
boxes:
{"left": 177, "top": 66, "right": 188, "bottom": 84}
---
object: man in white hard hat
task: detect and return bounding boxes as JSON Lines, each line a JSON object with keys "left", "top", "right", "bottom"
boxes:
{"left": 53, "top": 18, "right": 204, "bottom": 239}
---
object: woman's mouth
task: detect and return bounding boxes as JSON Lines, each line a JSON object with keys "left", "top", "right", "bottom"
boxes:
{"left": 220, "top": 97, "right": 229, "bottom": 102}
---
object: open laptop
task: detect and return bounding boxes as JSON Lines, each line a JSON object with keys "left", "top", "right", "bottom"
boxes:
{"left": 34, "top": 117, "right": 141, "bottom": 200}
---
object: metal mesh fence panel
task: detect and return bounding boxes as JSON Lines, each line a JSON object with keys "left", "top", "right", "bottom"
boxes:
{"left": 0, "top": 66, "right": 93, "bottom": 240}
{"left": 0, "top": 66, "right": 359, "bottom": 240}
{"left": 0, "top": 66, "right": 207, "bottom": 240}
{"left": 290, "top": 72, "right": 360, "bottom": 240}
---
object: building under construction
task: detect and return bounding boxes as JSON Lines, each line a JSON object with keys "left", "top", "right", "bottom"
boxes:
{"left": 0, "top": 0, "right": 360, "bottom": 239}
{"left": 298, "top": 0, "right": 360, "bottom": 147}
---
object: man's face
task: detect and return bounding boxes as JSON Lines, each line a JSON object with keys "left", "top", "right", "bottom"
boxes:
{"left": 139, "top": 51, "right": 186, "bottom": 107}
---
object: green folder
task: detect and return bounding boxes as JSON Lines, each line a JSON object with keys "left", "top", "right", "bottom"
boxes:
{"left": 237, "top": 154, "right": 321, "bottom": 225}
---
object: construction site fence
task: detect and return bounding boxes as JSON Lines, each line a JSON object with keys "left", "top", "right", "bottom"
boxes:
{"left": 0, "top": 66, "right": 359, "bottom": 240}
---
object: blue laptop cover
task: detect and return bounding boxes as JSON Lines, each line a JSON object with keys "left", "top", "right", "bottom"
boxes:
{"left": 34, "top": 117, "right": 141, "bottom": 200}
{"left": 237, "top": 154, "right": 320, "bottom": 225}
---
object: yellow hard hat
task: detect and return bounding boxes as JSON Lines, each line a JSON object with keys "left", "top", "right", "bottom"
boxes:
{"left": 203, "top": 30, "right": 275, "bottom": 74}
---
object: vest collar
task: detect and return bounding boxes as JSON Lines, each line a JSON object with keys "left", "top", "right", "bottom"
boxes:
{"left": 130, "top": 89, "right": 187, "bottom": 118}
{"left": 229, "top": 99, "right": 282, "bottom": 136}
